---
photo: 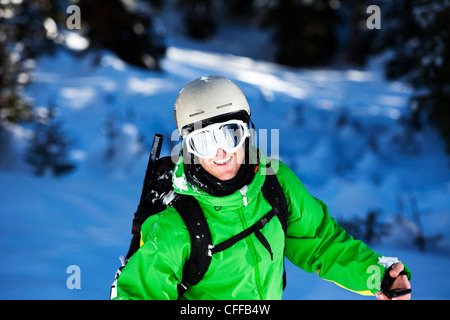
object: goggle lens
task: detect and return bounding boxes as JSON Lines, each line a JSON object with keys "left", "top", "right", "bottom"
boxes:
{"left": 185, "top": 120, "right": 249, "bottom": 158}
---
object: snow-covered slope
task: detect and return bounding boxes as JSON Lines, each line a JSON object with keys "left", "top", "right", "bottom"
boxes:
{"left": 1, "top": 38, "right": 449, "bottom": 299}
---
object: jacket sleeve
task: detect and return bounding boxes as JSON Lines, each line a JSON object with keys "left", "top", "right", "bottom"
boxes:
{"left": 114, "top": 207, "right": 190, "bottom": 300}
{"left": 276, "top": 161, "right": 409, "bottom": 295}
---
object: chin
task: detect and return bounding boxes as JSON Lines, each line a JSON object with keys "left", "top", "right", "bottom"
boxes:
{"left": 211, "top": 164, "right": 241, "bottom": 181}
{"left": 217, "top": 172, "right": 238, "bottom": 181}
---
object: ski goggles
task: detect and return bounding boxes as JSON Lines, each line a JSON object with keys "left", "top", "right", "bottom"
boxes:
{"left": 185, "top": 120, "right": 250, "bottom": 159}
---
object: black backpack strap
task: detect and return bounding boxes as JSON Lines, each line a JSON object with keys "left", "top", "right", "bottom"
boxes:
{"left": 261, "top": 164, "right": 289, "bottom": 290}
{"left": 172, "top": 194, "right": 280, "bottom": 299}
{"left": 209, "top": 165, "right": 289, "bottom": 266}
{"left": 261, "top": 165, "right": 288, "bottom": 235}
{"left": 171, "top": 194, "right": 213, "bottom": 299}
{"left": 209, "top": 208, "right": 279, "bottom": 260}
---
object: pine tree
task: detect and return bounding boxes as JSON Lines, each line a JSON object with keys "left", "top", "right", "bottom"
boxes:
{"left": 373, "top": 0, "right": 450, "bottom": 153}
{"left": 223, "top": 0, "right": 255, "bottom": 19}
{"left": 0, "top": 0, "right": 60, "bottom": 128}
{"left": 262, "top": 0, "right": 341, "bottom": 67}
{"left": 178, "top": 0, "right": 217, "bottom": 40}
{"left": 1, "top": 0, "right": 72, "bottom": 171}
{"left": 338, "top": 210, "right": 391, "bottom": 244}
{"left": 340, "top": 0, "right": 375, "bottom": 66}
{"left": 0, "top": 0, "right": 75, "bottom": 127}
{"left": 77, "top": 0, "right": 166, "bottom": 69}
{"left": 25, "top": 104, "right": 75, "bottom": 176}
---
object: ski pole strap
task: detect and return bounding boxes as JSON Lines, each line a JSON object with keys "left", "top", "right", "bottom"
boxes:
{"left": 209, "top": 207, "right": 278, "bottom": 260}
{"left": 381, "top": 265, "right": 412, "bottom": 298}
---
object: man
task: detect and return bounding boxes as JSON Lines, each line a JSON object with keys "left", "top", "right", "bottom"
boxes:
{"left": 114, "top": 75, "right": 411, "bottom": 300}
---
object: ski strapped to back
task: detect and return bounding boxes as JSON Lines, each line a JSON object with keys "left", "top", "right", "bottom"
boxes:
{"left": 125, "top": 133, "right": 163, "bottom": 260}
{"left": 111, "top": 134, "right": 289, "bottom": 299}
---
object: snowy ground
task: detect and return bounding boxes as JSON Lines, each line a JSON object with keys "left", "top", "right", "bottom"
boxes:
{"left": 1, "top": 27, "right": 450, "bottom": 300}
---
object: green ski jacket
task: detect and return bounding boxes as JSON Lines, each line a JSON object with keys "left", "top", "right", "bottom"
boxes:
{"left": 115, "top": 152, "right": 410, "bottom": 300}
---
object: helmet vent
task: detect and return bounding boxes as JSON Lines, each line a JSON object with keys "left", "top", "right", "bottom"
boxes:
{"left": 216, "top": 103, "right": 232, "bottom": 109}
{"left": 189, "top": 110, "right": 205, "bottom": 117}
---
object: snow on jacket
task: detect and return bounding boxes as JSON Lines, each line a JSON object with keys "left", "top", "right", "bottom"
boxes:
{"left": 115, "top": 151, "right": 410, "bottom": 300}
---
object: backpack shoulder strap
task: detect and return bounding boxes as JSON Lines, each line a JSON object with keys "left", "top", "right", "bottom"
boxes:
{"left": 171, "top": 194, "right": 213, "bottom": 299}
{"left": 261, "top": 163, "right": 289, "bottom": 290}
{"left": 261, "top": 164, "right": 288, "bottom": 235}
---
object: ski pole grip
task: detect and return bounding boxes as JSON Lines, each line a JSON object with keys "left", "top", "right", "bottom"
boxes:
{"left": 381, "top": 265, "right": 411, "bottom": 298}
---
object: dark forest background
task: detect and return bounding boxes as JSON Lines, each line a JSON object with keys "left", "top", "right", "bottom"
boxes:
{"left": 1, "top": 0, "right": 449, "bottom": 173}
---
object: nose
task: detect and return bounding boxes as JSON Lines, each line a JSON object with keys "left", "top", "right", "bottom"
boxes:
{"left": 215, "top": 148, "right": 229, "bottom": 159}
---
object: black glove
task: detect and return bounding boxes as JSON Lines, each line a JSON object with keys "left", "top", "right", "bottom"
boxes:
{"left": 380, "top": 264, "right": 411, "bottom": 298}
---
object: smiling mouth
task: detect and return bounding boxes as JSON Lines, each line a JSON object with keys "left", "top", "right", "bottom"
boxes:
{"left": 214, "top": 156, "right": 233, "bottom": 165}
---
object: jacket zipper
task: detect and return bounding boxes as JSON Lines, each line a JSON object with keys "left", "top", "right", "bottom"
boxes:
{"left": 239, "top": 185, "right": 248, "bottom": 206}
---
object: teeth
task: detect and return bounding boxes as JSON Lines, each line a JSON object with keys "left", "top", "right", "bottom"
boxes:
{"left": 214, "top": 156, "right": 232, "bottom": 165}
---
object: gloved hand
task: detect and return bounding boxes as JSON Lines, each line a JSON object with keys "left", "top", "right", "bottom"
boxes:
{"left": 376, "top": 262, "right": 411, "bottom": 300}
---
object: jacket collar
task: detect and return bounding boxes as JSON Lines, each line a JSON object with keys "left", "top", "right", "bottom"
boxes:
{"left": 172, "top": 148, "right": 271, "bottom": 208}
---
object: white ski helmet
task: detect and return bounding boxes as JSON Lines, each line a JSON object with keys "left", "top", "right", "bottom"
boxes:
{"left": 174, "top": 75, "right": 251, "bottom": 137}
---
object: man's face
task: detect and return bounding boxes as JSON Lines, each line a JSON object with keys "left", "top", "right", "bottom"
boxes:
{"left": 199, "top": 146, "right": 245, "bottom": 181}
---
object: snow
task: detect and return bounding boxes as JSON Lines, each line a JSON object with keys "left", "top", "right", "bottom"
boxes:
{"left": 377, "top": 256, "right": 400, "bottom": 269}
{"left": 1, "top": 23, "right": 450, "bottom": 300}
